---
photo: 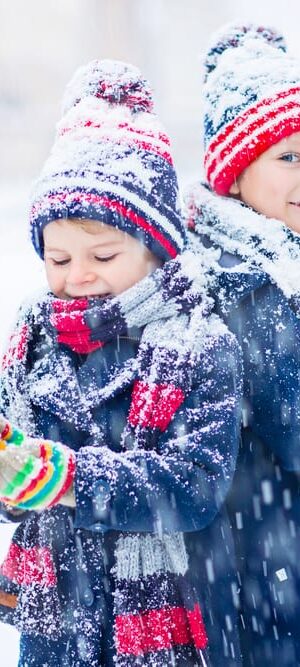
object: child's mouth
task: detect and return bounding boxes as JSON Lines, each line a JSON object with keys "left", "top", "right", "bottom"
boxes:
{"left": 64, "top": 292, "right": 111, "bottom": 300}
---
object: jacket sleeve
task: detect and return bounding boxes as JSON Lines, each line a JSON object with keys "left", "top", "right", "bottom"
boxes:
{"left": 225, "top": 282, "right": 300, "bottom": 471}
{"left": 74, "top": 331, "right": 242, "bottom": 533}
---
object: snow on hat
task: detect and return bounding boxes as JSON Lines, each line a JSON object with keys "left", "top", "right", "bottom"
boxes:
{"left": 30, "top": 60, "right": 186, "bottom": 261}
{"left": 202, "top": 23, "right": 300, "bottom": 195}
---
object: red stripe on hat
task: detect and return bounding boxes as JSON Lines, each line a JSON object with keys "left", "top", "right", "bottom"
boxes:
{"left": 212, "top": 114, "right": 300, "bottom": 195}
{"left": 59, "top": 121, "right": 173, "bottom": 164}
{"left": 207, "top": 105, "right": 300, "bottom": 186}
{"left": 31, "top": 191, "right": 178, "bottom": 258}
{"left": 61, "top": 120, "right": 170, "bottom": 145}
{"left": 206, "top": 86, "right": 300, "bottom": 164}
{"left": 206, "top": 96, "right": 300, "bottom": 180}
{"left": 205, "top": 87, "right": 300, "bottom": 194}
{"left": 0, "top": 543, "right": 57, "bottom": 586}
{"left": 115, "top": 604, "right": 208, "bottom": 656}
{"left": 118, "top": 122, "right": 171, "bottom": 146}
{"left": 94, "top": 194, "right": 178, "bottom": 258}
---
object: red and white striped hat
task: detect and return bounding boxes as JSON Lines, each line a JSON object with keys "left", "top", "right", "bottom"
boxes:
{"left": 202, "top": 24, "right": 300, "bottom": 195}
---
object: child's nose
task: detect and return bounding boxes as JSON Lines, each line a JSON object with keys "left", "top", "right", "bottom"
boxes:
{"left": 67, "top": 261, "right": 96, "bottom": 285}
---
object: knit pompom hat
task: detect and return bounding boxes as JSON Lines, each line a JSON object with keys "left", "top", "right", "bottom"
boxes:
{"left": 30, "top": 60, "right": 186, "bottom": 261}
{"left": 202, "top": 23, "right": 300, "bottom": 195}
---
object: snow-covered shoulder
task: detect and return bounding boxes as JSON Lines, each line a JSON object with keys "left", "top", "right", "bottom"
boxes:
{"left": 185, "top": 181, "right": 300, "bottom": 299}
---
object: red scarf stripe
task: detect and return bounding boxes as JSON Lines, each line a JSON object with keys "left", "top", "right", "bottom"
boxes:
{"left": 52, "top": 298, "right": 89, "bottom": 313}
{"left": 51, "top": 305, "right": 105, "bottom": 353}
{"left": 128, "top": 381, "right": 185, "bottom": 431}
{"left": 1, "top": 324, "right": 28, "bottom": 370}
{"left": 50, "top": 310, "right": 86, "bottom": 330}
{"left": 115, "top": 603, "right": 208, "bottom": 655}
{"left": 57, "top": 330, "right": 103, "bottom": 353}
{"left": 0, "top": 543, "right": 57, "bottom": 587}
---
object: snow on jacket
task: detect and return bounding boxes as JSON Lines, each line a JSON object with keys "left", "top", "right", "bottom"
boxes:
{"left": 187, "top": 182, "right": 300, "bottom": 667}
{"left": 0, "top": 257, "right": 242, "bottom": 667}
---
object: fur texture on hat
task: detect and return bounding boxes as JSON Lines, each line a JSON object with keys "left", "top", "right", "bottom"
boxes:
{"left": 202, "top": 23, "right": 300, "bottom": 194}
{"left": 30, "top": 60, "right": 186, "bottom": 261}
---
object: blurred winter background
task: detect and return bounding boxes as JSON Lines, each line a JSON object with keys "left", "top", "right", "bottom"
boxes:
{"left": 1, "top": 0, "right": 300, "bottom": 663}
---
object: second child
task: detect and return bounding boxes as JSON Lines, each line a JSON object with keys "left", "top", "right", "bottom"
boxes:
{"left": 187, "top": 22, "right": 300, "bottom": 667}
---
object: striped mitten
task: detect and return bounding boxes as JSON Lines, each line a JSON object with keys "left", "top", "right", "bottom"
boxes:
{"left": 0, "top": 415, "right": 76, "bottom": 510}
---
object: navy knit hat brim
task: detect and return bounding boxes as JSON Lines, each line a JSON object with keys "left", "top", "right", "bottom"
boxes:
{"left": 31, "top": 182, "right": 185, "bottom": 262}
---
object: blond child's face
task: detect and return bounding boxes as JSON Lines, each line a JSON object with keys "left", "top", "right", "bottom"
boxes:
{"left": 229, "top": 131, "right": 300, "bottom": 234}
{"left": 43, "top": 218, "right": 161, "bottom": 300}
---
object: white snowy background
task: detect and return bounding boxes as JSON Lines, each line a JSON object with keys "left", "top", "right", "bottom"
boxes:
{"left": 1, "top": 1, "right": 300, "bottom": 664}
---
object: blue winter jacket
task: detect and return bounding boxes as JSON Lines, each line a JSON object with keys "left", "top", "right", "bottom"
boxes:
{"left": 188, "top": 183, "right": 300, "bottom": 667}
{"left": 0, "top": 303, "right": 242, "bottom": 667}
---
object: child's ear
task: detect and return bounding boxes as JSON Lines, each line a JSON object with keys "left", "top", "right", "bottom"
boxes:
{"left": 229, "top": 180, "right": 240, "bottom": 195}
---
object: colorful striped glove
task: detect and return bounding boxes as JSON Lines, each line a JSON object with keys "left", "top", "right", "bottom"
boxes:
{"left": 0, "top": 416, "right": 76, "bottom": 510}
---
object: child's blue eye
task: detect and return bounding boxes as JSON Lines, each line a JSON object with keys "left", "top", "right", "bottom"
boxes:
{"left": 280, "top": 153, "right": 300, "bottom": 162}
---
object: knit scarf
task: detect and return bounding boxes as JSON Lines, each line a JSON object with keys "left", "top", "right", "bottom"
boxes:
{"left": 0, "top": 250, "right": 215, "bottom": 666}
{"left": 186, "top": 181, "right": 300, "bottom": 303}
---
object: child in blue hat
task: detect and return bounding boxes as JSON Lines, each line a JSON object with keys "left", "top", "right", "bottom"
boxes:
{"left": 0, "top": 59, "right": 242, "bottom": 666}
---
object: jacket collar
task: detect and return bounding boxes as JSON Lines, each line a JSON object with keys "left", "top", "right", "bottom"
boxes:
{"left": 187, "top": 182, "right": 300, "bottom": 300}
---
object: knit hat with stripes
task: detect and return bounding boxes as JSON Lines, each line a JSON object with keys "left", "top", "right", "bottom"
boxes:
{"left": 202, "top": 23, "right": 300, "bottom": 195}
{"left": 30, "top": 60, "right": 186, "bottom": 262}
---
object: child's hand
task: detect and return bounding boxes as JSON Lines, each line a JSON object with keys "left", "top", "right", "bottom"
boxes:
{"left": 0, "top": 415, "right": 76, "bottom": 510}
